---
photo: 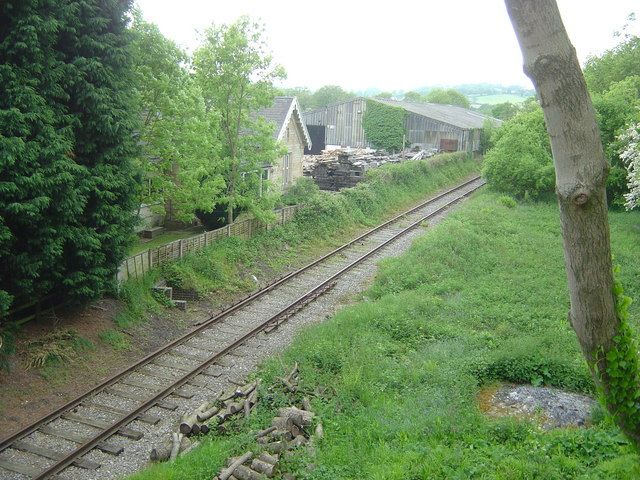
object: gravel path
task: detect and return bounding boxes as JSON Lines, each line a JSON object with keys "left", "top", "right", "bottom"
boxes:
{"left": 0, "top": 180, "right": 481, "bottom": 480}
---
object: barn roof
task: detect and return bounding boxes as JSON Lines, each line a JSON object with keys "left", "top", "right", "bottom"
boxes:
{"left": 372, "top": 98, "right": 501, "bottom": 129}
{"left": 257, "top": 96, "right": 312, "bottom": 148}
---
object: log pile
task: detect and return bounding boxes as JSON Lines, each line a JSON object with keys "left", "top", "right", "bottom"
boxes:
{"left": 150, "top": 380, "right": 260, "bottom": 462}
{"left": 304, "top": 147, "right": 440, "bottom": 191}
{"left": 212, "top": 391, "right": 322, "bottom": 479}
{"left": 150, "top": 365, "right": 323, "bottom": 480}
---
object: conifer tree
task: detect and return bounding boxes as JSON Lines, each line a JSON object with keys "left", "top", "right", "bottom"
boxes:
{"left": 0, "top": 0, "right": 138, "bottom": 314}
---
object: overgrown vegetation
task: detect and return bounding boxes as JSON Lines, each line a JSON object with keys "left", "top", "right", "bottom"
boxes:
{"left": 157, "top": 153, "right": 478, "bottom": 300}
{"left": 483, "top": 107, "right": 554, "bottom": 199}
{"left": 484, "top": 26, "right": 640, "bottom": 207}
{"left": 362, "top": 100, "right": 407, "bottom": 152}
{"left": 130, "top": 192, "right": 640, "bottom": 480}
{"left": 0, "top": 0, "right": 139, "bottom": 315}
{"left": 23, "top": 330, "right": 93, "bottom": 370}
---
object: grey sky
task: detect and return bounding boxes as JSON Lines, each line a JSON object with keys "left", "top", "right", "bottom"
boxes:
{"left": 135, "top": 0, "right": 639, "bottom": 91}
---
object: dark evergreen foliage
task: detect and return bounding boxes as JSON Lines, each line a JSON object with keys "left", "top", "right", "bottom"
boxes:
{"left": 0, "top": 0, "right": 138, "bottom": 315}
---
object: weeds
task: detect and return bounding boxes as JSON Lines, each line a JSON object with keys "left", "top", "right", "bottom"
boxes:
{"left": 23, "top": 329, "right": 93, "bottom": 370}
{"left": 159, "top": 153, "right": 479, "bottom": 300}
{"left": 99, "top": 329, "right": 131, "bottom": 351}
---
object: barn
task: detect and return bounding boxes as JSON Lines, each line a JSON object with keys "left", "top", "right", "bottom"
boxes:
{"left": 303, "top": 97, "right": 500, "bottom": 153}
{"left": 257, "top": 96, "right": 312, "bottom": 191}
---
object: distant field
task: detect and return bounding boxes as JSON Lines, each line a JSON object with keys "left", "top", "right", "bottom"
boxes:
{"left": 470, "top": 93, "right": 532, "bottom": 104}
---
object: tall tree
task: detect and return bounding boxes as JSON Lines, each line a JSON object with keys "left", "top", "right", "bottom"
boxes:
{"left": 403, "top": 91, "right": 425, "bottom": 103}
{"left": 505, "top": 0, "right": 640, "bottom": 445}
{"left": 130, "top": 14, "right": 225, "bottom": 223}
{"left": 0, "top": 0, "right": 138, "bottom": 314}
{"left": 308, "top": 85, "right": 353, "bottom": 109}
{"left": 425, "top": 88, "right": 470, "bottom": 108}
{"left": 194, "top": 16, "right": 285, "bottom": 224}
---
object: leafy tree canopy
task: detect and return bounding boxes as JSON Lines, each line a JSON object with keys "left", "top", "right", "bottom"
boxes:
{"left": 130, "top": 13, "right": 225, "bottom": 223}
{"left": 424, "top": 88, "right": 471, "bottom": 108}
{"left": 584, "top": 15, "right": 639, "bottom": 94}
{"left": 0, "top": 0, "right": 139, "bottom": 313}
{"left": 483, "top": 107, "right": 555, "bottom": 199}
{"left": 491, "top": 102, "right": 521, "bottom": 120}
{"left": 403, "top": 91, "right": 425, "bottom": 102}
{"left": 194, "top": 16, "right": 286, "bottom": 223}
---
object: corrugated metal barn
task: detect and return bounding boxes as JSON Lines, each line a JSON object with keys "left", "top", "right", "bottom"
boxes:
{"left": 303, "top": 97, "right": 501, "bottom": 153}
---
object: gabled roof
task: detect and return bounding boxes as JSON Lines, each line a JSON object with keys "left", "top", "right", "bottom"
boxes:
{"left": 257, "top": 96, "right": 312, "bottom": 148}
{"left": 372, "top": 98, "right": 502, "bottom": 129}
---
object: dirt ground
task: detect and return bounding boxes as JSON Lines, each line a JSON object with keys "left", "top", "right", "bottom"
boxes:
{"left": 0, "top": 294, "right": 218, "bottom": 443}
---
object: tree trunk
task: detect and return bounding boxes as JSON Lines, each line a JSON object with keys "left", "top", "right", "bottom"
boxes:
{"left": 504, "top": 0, "right": 639, "bottom": 444}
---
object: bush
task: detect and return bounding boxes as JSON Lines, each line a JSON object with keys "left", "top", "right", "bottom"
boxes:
{"left": 280, "top": 177, "right": 320, "bottom": 206}
{"left": 498, "top": 195, "right": 517, "bottom": 208}
{"left": 483, "top": 107, "right": 555, "bottom": 199}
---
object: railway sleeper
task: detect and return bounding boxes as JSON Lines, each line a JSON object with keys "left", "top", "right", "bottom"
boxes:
{"left": 61, "top": 412, "right": 144, "bottom": 440}
{"left": 11, "top": 440, "right": 100, "bottom": 470}
{"left": 39, "top": 426, "right": 123, "bottom": 455}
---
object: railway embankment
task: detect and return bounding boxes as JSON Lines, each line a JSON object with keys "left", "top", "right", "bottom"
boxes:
{"left": 130, "top": 191, "right": 640, "bottom": 480}
{"left": 0, "top": 153, "right": 478, "bottom": 455}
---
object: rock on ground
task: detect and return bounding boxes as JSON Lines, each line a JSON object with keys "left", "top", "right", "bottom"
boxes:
{"left": 481, "top": 384, "right": 596, "bottom": 428}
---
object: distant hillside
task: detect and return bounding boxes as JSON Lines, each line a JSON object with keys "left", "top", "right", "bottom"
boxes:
{"left": 356, "top": 83, "right": 534, "bottom": 104}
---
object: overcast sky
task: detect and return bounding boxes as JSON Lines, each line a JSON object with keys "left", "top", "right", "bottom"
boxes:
{"left": 135, "top": 0, "right": 639, "bottom": 92}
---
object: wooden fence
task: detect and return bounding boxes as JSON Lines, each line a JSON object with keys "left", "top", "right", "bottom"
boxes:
{"left": 117, "top": 205, "right": 301, "bottom": 283}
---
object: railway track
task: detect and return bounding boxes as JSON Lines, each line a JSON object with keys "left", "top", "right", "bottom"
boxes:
{"left": 0, "top": 176, "right": 484, "bottom": 480}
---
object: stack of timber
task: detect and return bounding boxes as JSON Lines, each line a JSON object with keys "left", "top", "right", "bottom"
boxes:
{"left": 149, "top": 380, "right": 260, "bottom": 462}
{"left": 213, "top": 365, "right": 322, "bottom": 480}
{"left": 305, "top": 147, "right": 435, "bottom": 191}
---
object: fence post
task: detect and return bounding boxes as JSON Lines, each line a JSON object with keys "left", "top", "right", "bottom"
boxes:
{"left": 227, "top": 224, "right": 231, "bottom": 237}
{"left": 179, "top": 239, "right": 183, "bottom": 258}
{"left": 281, "top": 208, "right": 285, "bottom": 225}
{"left": 147, "top": 249, "right": 151, "bottom": 272}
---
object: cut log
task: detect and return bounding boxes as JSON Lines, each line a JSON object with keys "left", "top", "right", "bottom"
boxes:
{"left": 180, "top": 413, "right": 199, "bottom": 435}
{"left": 255, "top": 426, "right": 276, "bottom": 439}
{"left": 219, "top": 451, "right": 253, "bottom": 480}
{"left": 302, "top": 397, "right": 312, "bottom": 412}
{"left": 233, "top": 465, "right": 266, "bottom": 480}
{"left": 150, "top": 435, "right": 192, "bottom": 462}
{"left": 197, "top": 406, "right": 220, "bottom": 422}
{"left": 264, "top": 441, "right": 287, "bottom": 453}
{"left": 315, "top": 422, "right": 324, "bottom": 440}
{"left": 285, "top": 363, "right": 299, "bottom": 383}
{"left": 290, "top": 435, "right": 308, "bottom": 448}
{"left": 169, "top": 433, "right": 182, "bottom": 462}
{"left": 279, "top": 377, "right": 296, "bottom": 393}
{"left": 258, "top": 452, "right": 278, "bottom": 465}
{"left": 250, "top": 458, "right": 275, "bottom": 477}
{"left": 277, "top": 407, "right": 314, "bottom": 428}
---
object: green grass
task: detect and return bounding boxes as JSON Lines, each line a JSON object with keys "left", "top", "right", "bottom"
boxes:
{"left": 470, "top": 94, "right": 532, "bottom": 105}
{"left": 130, "top": 192, "right": 640, "bottom": 480}
{"left": 99, "top": 329, "right": 131, "bottom": 351}
{"left": 129, "top": 230, "right": 201, "bottom": 256}
{"left": 157, "top": 152, "right": 480, "bottom": 301}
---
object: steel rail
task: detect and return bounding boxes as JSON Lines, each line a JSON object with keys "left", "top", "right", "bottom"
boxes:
{"left": 32, "top": 180, "right": 484, "bottom": 480}
{"left": 0, "top": 175, "right": 479, "bottom": 453}
{"left": 0, "top": 177, "right": 483, "bottom": 479}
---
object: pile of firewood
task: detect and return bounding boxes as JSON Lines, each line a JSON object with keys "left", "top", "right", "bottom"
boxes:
{"left": 150, "top": 379, "right": 260, "bottom": 462}
{"left": 213, "top": 400, "right": 322, "bottom": 479}
{"left": 150, "top": 364, "right": 323, "bottom": 480}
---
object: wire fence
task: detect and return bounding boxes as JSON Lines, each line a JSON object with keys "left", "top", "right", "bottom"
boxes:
{"left": 117, "top": 205, "right": 301, "bottom": 282}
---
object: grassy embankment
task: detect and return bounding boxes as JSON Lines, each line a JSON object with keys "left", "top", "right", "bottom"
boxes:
{"left": 114, "top": 153, "right": 479, "bottom": 329}
{"left": 131, "top": 191, "right": 640, "bottom": 480}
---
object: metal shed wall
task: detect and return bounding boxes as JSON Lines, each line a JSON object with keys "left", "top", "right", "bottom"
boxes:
{"left": 304, "top": 98, "right": 482, "bottom": 152}
{"left": 303, "top": 98, "right": 370, "bottom": 148}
